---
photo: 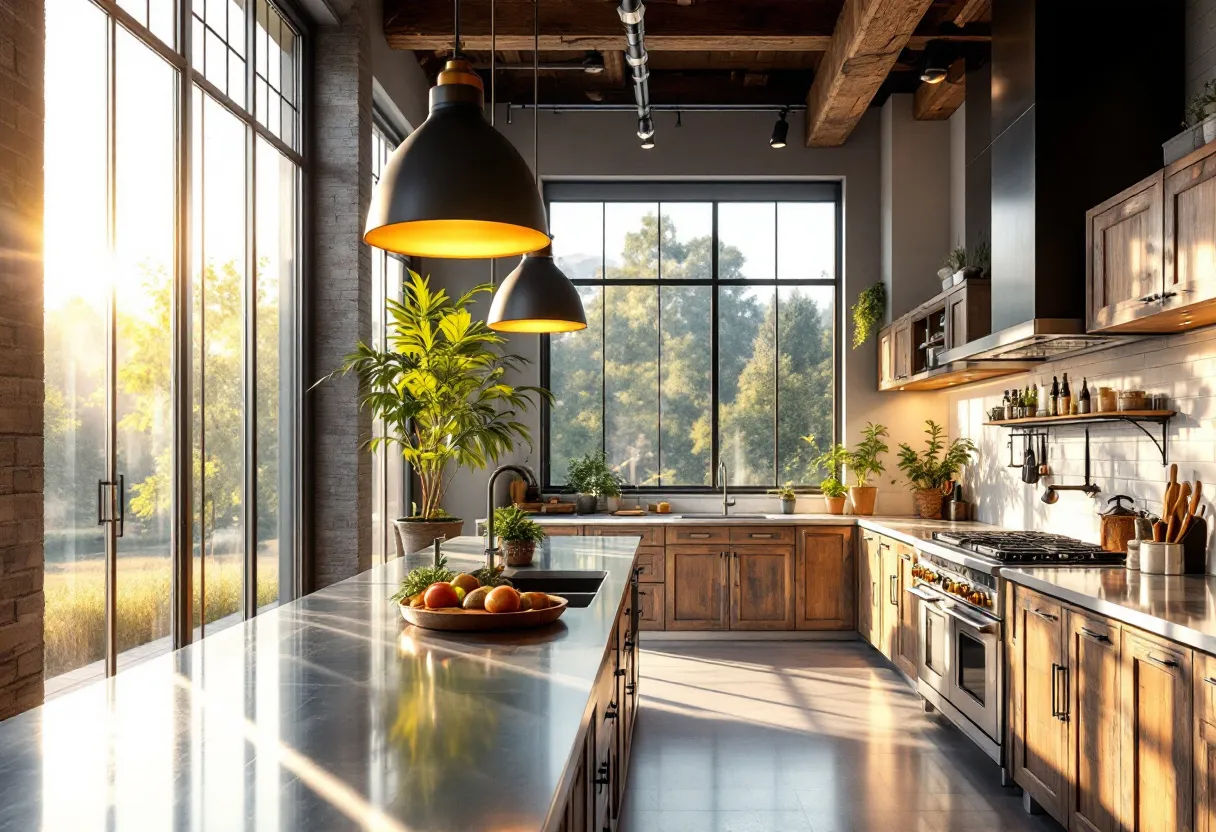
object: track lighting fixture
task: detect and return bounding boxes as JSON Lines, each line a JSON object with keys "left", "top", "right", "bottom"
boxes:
{"left": 637, "top": 115, "right": 655, "bottom": 139}
{"left": 582, "top": 51, "right": 605, "bottom": 74}
{"left": 920, "top": 40, "right": 950, "bottom": 84}
{"left": 770, "top": 109, "right": 789, "bottom": 149}
{"left": 641, "top": 135, "right": 655, "bottom": 149}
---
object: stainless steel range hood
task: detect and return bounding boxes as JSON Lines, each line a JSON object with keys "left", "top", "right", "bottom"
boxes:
{"left": 937, "top": 319, "right": 1127, "bottom": 365}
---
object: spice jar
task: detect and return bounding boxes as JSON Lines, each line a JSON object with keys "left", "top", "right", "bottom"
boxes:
{"left": 1118, "top": 390, "right": 1147, "bottom": 412}
{"left": 1097, "top": 387, "right": 1117, "bottom": 413}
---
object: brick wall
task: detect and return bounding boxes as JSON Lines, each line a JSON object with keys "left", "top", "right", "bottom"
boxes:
{"left": 309, "top": 0, "right": 373, "bottom": 588}
{"left": 948, "top": 329, "right": 1216, "bottom": 572}
{"left": 0, "top": 0, "right": 44, "bottom": 717}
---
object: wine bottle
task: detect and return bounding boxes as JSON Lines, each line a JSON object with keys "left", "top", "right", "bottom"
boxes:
{"left": 1002, "top": 390, "right": 1012, "bottom": 420}
{"left": 1059, "top": 373, "right": 1072, "bottom": 416}
{"left": 1050, "top": 376, "right": 1059, "bottom": 415}
{"left": 1079, "top": 377, "right": 1090, "bottom": 414}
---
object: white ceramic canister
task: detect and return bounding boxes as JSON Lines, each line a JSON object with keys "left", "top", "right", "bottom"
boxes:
{"left": 1126, "top": 539, "right": 1141, "bottom": 571}
{"left": 1140, "top": 541, "right": 1165, "bottom": 574}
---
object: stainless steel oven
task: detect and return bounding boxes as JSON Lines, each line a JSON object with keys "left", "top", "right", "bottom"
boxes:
{"left": 913, "top": 582, "right": 1003, "bottom": 763}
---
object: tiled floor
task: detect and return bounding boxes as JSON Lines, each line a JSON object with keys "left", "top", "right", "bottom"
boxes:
{"left": 621, "top": 641, "right": 1063, "bottom": 832}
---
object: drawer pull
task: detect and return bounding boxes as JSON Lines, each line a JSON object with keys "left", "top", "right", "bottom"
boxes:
{"left": 879, "top": 542, "right": 891, "bottom": 550}
{"left": 625, "top": 682, "right": 636, "bottom": 695}
{"left": 1146, "top": 653, "right": 1180, "bottom": 669}
{"left": 614, "top": 667, "right": 626, "bottom": 678}
{"left": 900, "top": 552, "right": 912, "bottom": 561}
{"left": 1029, "top": 607, "right": 1058, "bottom": 622}
{"left": 748, "top": 532, "right": 775, "bottom": 539}
{"left": 689, "top": 532, "right": 711, "bottom": 539}
{"left": 1079, "top": 627, "right": 1110, "bottom": 644}
{"left": 1205, "top": 677, "right": 1216, "bottom": 687}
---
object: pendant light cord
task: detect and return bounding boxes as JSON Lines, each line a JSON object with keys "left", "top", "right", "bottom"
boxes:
{"left": 490, "top": 0, "right": 497, "bottom": 285}
{"left": 453, "top": 0, "right": 460, "bottom": 58}
{"left": 533, "top": 0, "right": 539, "bottom": 185}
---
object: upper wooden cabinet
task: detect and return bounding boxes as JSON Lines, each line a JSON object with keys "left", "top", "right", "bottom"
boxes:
{"left": 1087, "top": 171, "right": 1164, "bottom": 332}
{"left": 877, "top": 280, "right": 992, "bottom": 392}
{"left": 946, "top": 279, "right": 990, "bottom": 350}
{"left": 893, "top": 317, "right": 912, "bottom": 383}
{"left": 877, "top": 325, "right": 894, "bottom": 390}
{"left": 1164, "top": 147, "right": 1216, "bottom": 328}
{"left": 795, "top": 527, "right": 854, "bottom": 630}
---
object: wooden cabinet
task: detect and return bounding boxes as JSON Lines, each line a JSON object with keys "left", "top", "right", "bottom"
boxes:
{"left": 879, "top": 538, "right": 899, "bottom": 660}
{"left": 1066, "top": 610, "right": 1122, "bottom": 832}
{"left": 665, "top": 547, "right": 728, "bottom": 631}
{"left": 1121, "top": 629, "right": 1192, "bottom": 832}
{"left": 585, "top": 524, "right": 662, "bottom": 546}
{"left": 878, "top": 325, "right": 894, "bottom": 389}
{"left": 893, "top": 317, "right": 912, "bottom": 382}
{"left": 665, "top": 525, "right": 729, "bottom": 545}
{"left": 1195, "top": 653, "right": 1216, "bottom": 832}
{"left": 637, "top": 583, "right": 664, "bottom": 631}
{"left": 634, "top": 546, "right": 665, "bottom": 583}
{"left": 544, "top": 525, "right": 582, "bottom": 536}
{"left": 729, "top": 545, "right": 795, "bottom": 631}
{"left": 946, "top": 279, "right": 991, "bottom": 350}
{"left": 1163, "top": 146, "right": 1216, "bottom": 330}
{"left": 1087, "top": 171, "right": 1164, "bottom": 332}
{"left": 858, "top": 532, "right": 880, "bottom": 647}
{"left": 1010, "top": 587, "right": 1068, "bottom": 821}
{"left": 795, "top": 527, "right": 854, "bottom": 630}
{"left": 894, "top": 544, "right": 918, "bottom": 678}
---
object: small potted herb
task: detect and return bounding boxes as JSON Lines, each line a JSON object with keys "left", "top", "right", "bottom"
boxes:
{"left": 896, "top": 421, "right": 977, "bottom": 519}
{"left": 768, "top": 482, "right": 798, "bottom": 514}
{"left": 493, "top": 505, "right": 546, "bottom": 566}
{"left": 1166, "top": 80, "right": 1216, "bottom": 165}
{"left": 566, "top": 452, "right": 623, "bottom": 514}
{"left": 850, "top": 282, "right": 886, "bottom": 349}
{"left": 848, "top": 422, "right": 889, "bottom": 516}
{"left": 941, "top": 238, "right": 989, "bottom": 290}
{"left": 808, "top": 439, "right": 851, "bottom": 515}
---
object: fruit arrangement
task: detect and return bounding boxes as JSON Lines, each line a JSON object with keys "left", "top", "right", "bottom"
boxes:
{"left": 394, "top": 561, "right": 568, "bottom": 631}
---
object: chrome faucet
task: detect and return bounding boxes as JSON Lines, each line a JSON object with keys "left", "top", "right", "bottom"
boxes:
{"left": 719, "top": 460, "right": 736, "bottom": 517}
{"left": 485, "top": 464, "right": 539, "bottom": 568}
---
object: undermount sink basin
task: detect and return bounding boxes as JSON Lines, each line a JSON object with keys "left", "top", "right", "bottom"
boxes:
{"left": 502, "top": 570, "right": 606, "bottom": 608}
{"left": 675, "top": 513, "right": 771, "bottom": 520}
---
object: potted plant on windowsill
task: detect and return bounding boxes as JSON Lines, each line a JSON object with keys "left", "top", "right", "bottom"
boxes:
{"left": 768, "top": 483, "right": 798, "bottom": 515}
{"left": 566, "top": 452, "right": 622, "bottom": 515}
{"left": 848, "top": 422, "right": 889, "bottom": 516}
{"left": 897, "top": 420, "right": 977, "bottom": 519}
{"left": 327, "top": 271, "right": 550, "bottom": 556}
{"left": 493, "top": 506, "right": 546, "bottom": 566}
{"left": 809, "top": 440, "right": 851, "bottom": 515}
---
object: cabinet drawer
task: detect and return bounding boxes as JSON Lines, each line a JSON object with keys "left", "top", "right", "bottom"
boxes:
{"left": 637, "top": 585, "right": 665, "bottom": 630}
{"left": 666, "top": 526, "right": 730, "bottom": 545}
{"left": 731, "top": 525, "right": 794, "bottom": 544}
{"left": 634, "top": 546, "right": 665, "bottom": 583}
{"left": 542, "top": 524, "right": 582, "bottom": 536}
{"left": 1199, "top": 651, "right": 1216, "bottom": 723}
{"left": 585, "top": 525, "right": 662, "bottom": 546}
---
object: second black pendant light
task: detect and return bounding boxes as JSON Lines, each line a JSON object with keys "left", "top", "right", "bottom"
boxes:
{"left": 487, "top": 0, "right": 587, "bottom": 333}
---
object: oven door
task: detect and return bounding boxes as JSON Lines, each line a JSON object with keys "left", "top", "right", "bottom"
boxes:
{"left": 914, "top": 586, "right": 949, "bottom": 696}
{"left": 941, "top": 601, "right": 1002, "bottom": 745}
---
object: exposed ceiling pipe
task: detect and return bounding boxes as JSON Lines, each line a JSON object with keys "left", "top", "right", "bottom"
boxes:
{"left": 617, "top": 0, "right": 654, "bottom": 147}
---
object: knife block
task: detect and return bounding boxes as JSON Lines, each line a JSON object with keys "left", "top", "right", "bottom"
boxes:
{"left": 1181, "top": 516, "right": 1209, "bottom": 574}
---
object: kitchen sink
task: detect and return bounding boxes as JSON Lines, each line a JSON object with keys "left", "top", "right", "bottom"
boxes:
{"left": 502, "top": 570, "right": 606, "bottom": 608}
{"left": 675, "top": 513, "right": 771, "bottom": 520}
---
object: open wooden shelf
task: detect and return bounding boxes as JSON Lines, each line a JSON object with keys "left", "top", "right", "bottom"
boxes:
{"left": 982, "top": 410, "right": 1175, "bottom": 428}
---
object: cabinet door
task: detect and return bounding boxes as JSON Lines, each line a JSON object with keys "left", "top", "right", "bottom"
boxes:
{"left": 1066, "top": 610, "right": 1122, "bottom": 832}
{"left": 1010, "top": 588, "right": 1068, "bottom": 823}
{"left": 878, "top": 325, "right": 894, "bottom": 389}
{"left": 795, "top": 527, "right": 854, "bottom": 630}
{"left": 894, "top": 544, "right": 918, "bottom": 678}
{"left": 857, "top": 532, "right": 878, "bottom": 646}
{"left": 637, "top": 584, "right": 665, "bottom": 631}
{"left": 946, "top": 280, "right": 991, "bottom": 350}
{"left": 1087, "top": 171, "right": 1164, "bottom": 332}
{"left": 894, "top": 318, "right": 912, "bottom": 380}
{"left": 1121, "top": 629, "right": 1192, "bottom": 832}
{"left": 880, "top": 538, "right": 899, "bottom": 660}
{"left": 634, "top": 546, "right": 665, "bottom": 583}
{"left": 729, "top": 545, "right": 795, "bottom": 630}
{"left": 1195, "top": 652, "right": 1216, "bottom": 832}
{"left": 1165, "top": 148, "right": 1216, "bottom": 329}
{"left": 665, "top": 546, "right": 728, "bottom": 631}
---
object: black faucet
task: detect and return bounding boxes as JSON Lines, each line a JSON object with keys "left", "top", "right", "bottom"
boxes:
{"left": 484, "top": 464, "right": 539, "bottom": 568}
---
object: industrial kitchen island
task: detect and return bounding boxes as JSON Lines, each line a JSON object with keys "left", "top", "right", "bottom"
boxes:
{"left": 0, "top": 535, "right": 643, "bottom": 832}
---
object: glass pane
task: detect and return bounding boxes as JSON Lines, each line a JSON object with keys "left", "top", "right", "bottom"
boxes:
{"left": 255, "top": 138, "right": 293, "bottom": 610}
{"left": 255, "top": 77, "right": 268, "bottom": 126}
{"left": 114, "top": 29, "right": 176, "bottom": 665}
{"left": 267, "top": 13, "right": 281, "bottom": 90}
{"left": 205, "top": 30, "right": 227, "bottom": 92}
{"left": 281, "top": 99, "right": 295, "bottom": 149}
{"left": 268, "top": 91, "right": 281, "bottom": 137}
{"left": 149, "top": 0, "right": 176, "bottom": 49}
{"left": 659, "top": 203, "right": 712, "bottom": 280}
{"left": 548, "top": 286, "right": 602, "bottom": 486}
{"left": 718, "top": 285, "right": 775, "bottom": 486}
{"left": 280, "top": 26, "right": 296, "bottom": 103}
{"left": 778, "top": 202, "right": 836, "bottom": 281}
{"left": 605, "top": 203, "right": 657, "bottom": 279}
{"left": 777, "top": 286, "right": 835, "bottom": 485}
{"left": 255, "top": 0, "right": 269, "bottom": 76}
{"left": 605, "top": 285, "right": 658, "bottom": 486}
{"left": 44, "top": 0, "right": 109, "bottom": 688}
{"left": 957, "top": 631, "right": 987, "bottom": 705}
{"left": 384, "top": 258, "right": 405, "bottom": 547}
{"left": 659, "top": 285, "right": 711, "bottom": 486}
{"left": 718, "top": 202, "right": 775, "bottom": 281}
{"left": 191, "top": 16, "right": 206, "bottom": 74}
{"left": 193, "top": 91, "right": 247, "bottom": 631}
{"left": 117, "top": 0, "right": 147, "bottom": 28}
{"left": 551, "top": 202, "right": 602, "bottom": 280}
{"left": 228, "top": 52, "right": 246, "bottom": 109}
{"left": 229, "top": 0, "right": 246, "bottom": 56}
{"left": 371, "top": 247, "right": 386, "bottom": 567}
{"left": 205, "top": 0, "right": 226, "bottom": 41}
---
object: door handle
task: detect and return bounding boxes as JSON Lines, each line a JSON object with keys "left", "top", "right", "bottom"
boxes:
{"left": 734, "top": 551, "right": 739, "bottom": 587}
{"left": 116, "top": 474, "right": 124, "bottom": 538}
{"left": 900, "top": 552, "right": 912, "bottom": 561}
{"left": 889, "top": 575, "right": 897, "bottom": 606}
{"left": 880, "top": 542, "right": 891, "bottom": 550}
{"left": 1059, "top": 665, "right": 1069, "bottom": 722}
{"left": 1139, "top": 293, "right": 1161, "bottom": 304}
{"left": 1051, "top": 663, "right": 1061, "bottom": 717}
{"left": 1079, "top": 627, "right": 1110, "bottom": 644}
{"left": 97, "top": 479, "right": 107, "bottom": 526}
{"left": 1146, "top": 653, "right": 1180, "bottom": 669}
{"left": 1029, "top": 607, "right": 1058, "bottom": 622}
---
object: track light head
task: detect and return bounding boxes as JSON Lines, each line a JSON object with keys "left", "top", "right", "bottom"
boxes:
{"left": 582, "top": 51, "right": 605, "bottom": 74}
{"left": 770, "top": 109, "right": 789, "bottom": 149}
{"left": 637, "top": 115, "right": 655, "bottom": 140}
{"left": 641, "top": 135, "right": 656, "bottom": 149}
{"left": 920, "top": 40, "right": 950, "bottom": 84}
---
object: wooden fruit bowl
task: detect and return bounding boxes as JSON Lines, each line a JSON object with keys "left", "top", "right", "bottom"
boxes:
{"left": 399, "top": 595, "right": 569, "bottom": 632}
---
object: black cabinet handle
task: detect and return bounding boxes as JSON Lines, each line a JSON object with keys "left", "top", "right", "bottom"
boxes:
{"left": 1029, "top": 607, "right": 1058, "bottom": 622}
{"left": 614, "top": 667, "right": 626, "bottom": 678}
{"left": 97, "top": 479, "right": 106, "bottom": 526}
{"left": 1079, "top": 627, "right": 1110, "bottom": 644}
{"left": 1160, "top": 291, "right": 1178, "bottom": 301}
{"left": 116, "top": 474, "right": 124, "bottom": 538}
{"left": 1205, "top": 677, "right": 1216, "bottom": 687}
{"left": 1058, "top": 666, "right": 1069, "bottom": 722}
{"left": 625, "top": 682, "right": 635, "bottom": 695}
{"left": 595, "top": 760, "right": 610, "bottom": 792}
{"left": 1146, "top": 653, "right": 1180, "bottom": 669}
{"left": 1140, "top": 293, "right": 1161, "bottom": 303}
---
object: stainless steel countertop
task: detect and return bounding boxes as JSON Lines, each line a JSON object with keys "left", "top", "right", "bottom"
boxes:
{"left": 1004, "top": 568, "right": 1216, "bottom": 655}
{"left": 0, "top": 535, "right": 641, "bottom": 831}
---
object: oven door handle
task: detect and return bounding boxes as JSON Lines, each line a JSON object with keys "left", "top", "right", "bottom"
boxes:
{"left": 907, "top": 585, "right": 940, "bottom": 602}
{"left": 940, "top": 603, "right": 1000, "bottom": 635}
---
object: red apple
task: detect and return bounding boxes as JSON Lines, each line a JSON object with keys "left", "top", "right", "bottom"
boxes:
{"left": 423, "top": 582, "right": 461, "bottom": 609}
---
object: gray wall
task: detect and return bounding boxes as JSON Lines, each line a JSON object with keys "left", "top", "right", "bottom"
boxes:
{"left": 1189, "top": 0, "right": 1216, "bottom": 101}
{"left": 950, "top": 103, "right": 967, "bottom": 249}
{"left": 368, "top": 0, "right": 429, "bottom": 133}
{"left": 416, "top": 105, "right": 947, "bottom": 529}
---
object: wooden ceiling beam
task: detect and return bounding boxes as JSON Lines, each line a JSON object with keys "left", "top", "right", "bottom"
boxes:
{"left": 384, "top": 0, "right": 986, "bottom": 52}
{"left": 951, "top": 0, "right": 990, "bottom": 27}
{"left": 805, "top": 0, "right": 937, "bottom": 147}
{"left": 913, "top": 57, "right": 965, "bottom": 119}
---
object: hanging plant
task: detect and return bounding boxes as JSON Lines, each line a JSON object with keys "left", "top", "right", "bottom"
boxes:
{"left": 851, "top": 282, "right": 886, "bottom": 349}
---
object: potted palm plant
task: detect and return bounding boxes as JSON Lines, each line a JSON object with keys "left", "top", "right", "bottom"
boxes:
{"left": 566, "top": 452, "right": 622, "bottom": 515}
{"left": 809, "top": 440, "right": 851, "bottom": 515}
{"left": 331, "top": 271, "right": 550, "bottom": 556}
{"left": 493, "top": 506, "right": 546, "bottom": 566}
{"left": 767, "top": 482, "right": 797, "bottom": 514}
{"left": 848, "top": 422, "right": 889, "bottom": 516}
{"left": 897, "top": 421, "right": 977, "bottom": 519}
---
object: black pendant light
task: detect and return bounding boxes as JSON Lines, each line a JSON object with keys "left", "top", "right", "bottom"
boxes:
{"left": 364, "top": 1, "right": 550, "bottom": 259}
{"left": 487, "top": 0, "right": 587, "bottom": 333}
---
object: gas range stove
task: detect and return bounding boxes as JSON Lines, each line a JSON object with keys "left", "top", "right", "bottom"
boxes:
{"left": 932, "top": 530, "right": 1125, "bottom": 566}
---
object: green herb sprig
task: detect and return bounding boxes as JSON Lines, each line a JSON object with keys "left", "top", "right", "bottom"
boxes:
{"left": 391, "top": 557, "right": 455, "bottom": 604}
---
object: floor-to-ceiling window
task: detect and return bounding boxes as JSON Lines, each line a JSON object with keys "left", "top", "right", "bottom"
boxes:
{"left": 43, "top": 0, "right": 304, "bottom": 695}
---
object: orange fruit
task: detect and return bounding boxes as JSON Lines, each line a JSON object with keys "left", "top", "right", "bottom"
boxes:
{"left": 485, "top": 585, "right": 521, "bottom": 614}
{"left": 520, "top": 592, "right": 551, "bottom": 611}
{"left": 423, "top": 582, "right": 461, "bottom": 609}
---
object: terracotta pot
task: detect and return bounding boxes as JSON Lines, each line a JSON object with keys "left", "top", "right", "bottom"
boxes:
{"left": 501, "top": 540, "right": 537, "bottom": 566}
{"left": 824, "top": 495, "right": 846, "bottom": 515}
{"left": 913, "top": 489, "right": 945, "bottom": 520}
{"left": 849, "top": 486, "right": 878, "bottom": 516}
{"left": 393, "top": 518, "right": 464, "bottom": 558}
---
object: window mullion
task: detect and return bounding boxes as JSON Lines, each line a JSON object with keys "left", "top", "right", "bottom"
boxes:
{"left": 242, "top": 0, "right": 258, "bottom": 619}
{"left": 710, "top": 201, "right": 719, "bottom": 490}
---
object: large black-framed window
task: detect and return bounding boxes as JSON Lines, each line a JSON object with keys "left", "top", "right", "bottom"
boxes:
{"left": 541, "top": 182, "right": 842, "bottom": 493}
